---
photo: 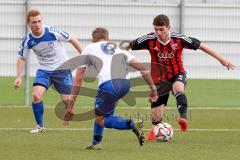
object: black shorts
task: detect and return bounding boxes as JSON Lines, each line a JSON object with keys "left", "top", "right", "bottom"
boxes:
{"left": 151, "top": 72, "right": 187, "bottom": 108}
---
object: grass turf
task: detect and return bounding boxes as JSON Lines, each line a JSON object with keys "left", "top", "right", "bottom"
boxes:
{"left": 0, "top": 77, "right": 240, "bottom": 159}
{"left": 0, "top": 77, "right": 239, "bottom": 107}
{"left": 0, "top": 107, "right": 240, "bottom": 160}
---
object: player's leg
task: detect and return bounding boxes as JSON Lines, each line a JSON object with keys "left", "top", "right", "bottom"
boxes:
{"left": 51, "top": 70, "right": 73, "bottom": 108}
{"left": 85, "top": 115, "right": 105, "bottom": 150}
{"left": 90, "top": 83, "right": 135, "bottom": 145}
{"left": 172, "top": 81, "right": 187, "bottom": 118}
{"left": 98, "top": 80, "right": 135, "bottom": 130}
{"left": 148, "top": 80, "right": 172, "bottom": 140}
{"left": 172, "top": 72, "right": 188, "bottom": 131}
{"left": 148, "top": 94, "right": 169, "bottom": 140}
{"left": 31, "top": 69, "right": 50, "bottom": 133}
{"left": 87, "top": 79, "right": 144, "bottom": 148}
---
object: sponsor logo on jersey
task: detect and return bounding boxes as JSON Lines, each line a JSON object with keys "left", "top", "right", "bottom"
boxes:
{"left": 31, "top": 40, "right": 36, "bottom": 45}
{"left": 158, "top": 52, "right": 174, "bottom": 61}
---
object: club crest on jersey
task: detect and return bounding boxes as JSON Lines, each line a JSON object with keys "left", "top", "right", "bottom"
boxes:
{"left": 48, "top": 41, "right": 56, "bottom": 50}
{"left": 171, "top": 43, "right": 178, "bottom": 50}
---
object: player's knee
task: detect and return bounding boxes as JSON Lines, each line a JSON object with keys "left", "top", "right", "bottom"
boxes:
{"left": 96, "top": 117, "right": 105, "bottom": 126}
{"left": 32, "top": 92, "right": 42, "bottom": 103}
{"left": 173, "top": 82, "right": 185, "bottom": 94}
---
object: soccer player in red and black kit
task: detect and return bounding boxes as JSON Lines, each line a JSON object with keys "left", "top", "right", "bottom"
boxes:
{"left": 123, "top": 14, "right": 235, "bottom": 140}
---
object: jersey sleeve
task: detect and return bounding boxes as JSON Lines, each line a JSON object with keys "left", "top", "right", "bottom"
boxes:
{"left": 122, "top": 50, "right": 135, "bottom": 63}
{"left": 181, "top": 36, "right": 201, "bottom": 50}
{"left": 80, "top": 45, "right": 92, "bottom": 67}
{"left": 81, "top": 45, "right": 91, "bottom": 56}
{"left": 17, "top": 36, "right": 29, "bottom": 59}
{"left": 131, "top": 34, "right": 150, "bottom": 50}
{"left": 49, "top": 26, "right": 71, "bottom": 42}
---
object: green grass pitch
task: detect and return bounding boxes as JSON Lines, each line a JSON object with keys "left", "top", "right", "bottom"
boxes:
{"left": 0, "top": 77, "right": 239, "bottom": 160}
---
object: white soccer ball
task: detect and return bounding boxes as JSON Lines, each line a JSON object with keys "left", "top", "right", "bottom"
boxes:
{"left": 153, "top": 122, "right": 174, "bottom": 142}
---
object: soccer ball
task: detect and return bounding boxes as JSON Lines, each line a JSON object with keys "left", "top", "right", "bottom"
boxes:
{"left": 153, "top": 122, "right": 173, "bottom": 142}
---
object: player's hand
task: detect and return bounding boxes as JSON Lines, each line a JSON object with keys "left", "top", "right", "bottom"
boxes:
{"left": 120, "top": 40, "right": 131, "bottom": 50}
{"left": 149, "top": 85, "right": 158, "bottom": 103}
{"left": 219, "top": 58, "right": 235, "bottom": 70}
{"left": 14, "top": 77, "right": 22, "bottom": 90}
{"left": 63, "top": 100, "right": 75, "bottom": 126}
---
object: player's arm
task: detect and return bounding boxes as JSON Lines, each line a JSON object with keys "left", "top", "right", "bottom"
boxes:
{"left": 199, "top": 43, "right": 235, "bottom": 70}
{"left": 15, "top": 37, "right": 28, "bottom": 89}
{"left": 14, "top": 57, "right": 26, "bottom": 89}
{"left": 181, "top": 35, "right": 235, "bottom": 70}
{"left": 63, "top": 67, "right": 86, "bottom": 125}
{"left": 69, "top": 35, "right": 83, "bottom": 54}
{"left": 129, "top": 58, "right": 158, "bottom": 102}
{"left": 121, "top": 34, "right": 150, "bottom": 50}
{"left": 70, "top": 46, "right": 93, "bottom": 101}
{"left": 71, "top": 67, "right": 86, "bottom": 102}
{"left": 63, "top": 47, "right": 90, "bottom": 124}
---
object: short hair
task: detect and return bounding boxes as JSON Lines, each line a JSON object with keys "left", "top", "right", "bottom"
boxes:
{"left": 26, "top": 9, "right": 41, "bottom": 23}
{"left": 92, "top": 27, "right": 109, "bottom": 42}
{"left": 153, "top": 14, "right": 170, "bottom": 26}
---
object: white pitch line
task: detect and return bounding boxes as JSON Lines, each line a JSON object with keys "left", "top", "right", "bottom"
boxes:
{"left": 0, "top": 128, "right": 240, "bottom": 132}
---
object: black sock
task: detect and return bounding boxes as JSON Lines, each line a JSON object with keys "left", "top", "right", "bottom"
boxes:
{"left": 175, "top": 92, "right": 188, "bottom": 119}
{"left": 152, "top": 117, "right": 163, "bottom": 125}
{"left": 93, "top": 135, "right": 102, "bottom": 144}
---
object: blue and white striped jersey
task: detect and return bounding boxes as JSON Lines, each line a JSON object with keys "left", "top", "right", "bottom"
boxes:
{"left": 18, "top": 26, "right": 71, "bottom": 71}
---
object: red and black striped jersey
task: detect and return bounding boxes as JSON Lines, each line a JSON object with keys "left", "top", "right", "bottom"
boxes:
{"left": 131, "top": 32, "right": 201, "bottom": 83}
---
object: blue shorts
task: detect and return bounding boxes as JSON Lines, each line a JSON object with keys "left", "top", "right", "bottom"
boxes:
{"left": 94, "top": 79, "right": 130, "bottom": 116}
{"left": 33, "top": 69, "right": 73, "bottom": 95}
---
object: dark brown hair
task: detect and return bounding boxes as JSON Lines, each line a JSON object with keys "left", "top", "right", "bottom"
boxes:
{"left": 92, "top": 27, "right": 109, "bottom": 42}
{"left": 153, "top": 14, "right": 170, "bottom": 26}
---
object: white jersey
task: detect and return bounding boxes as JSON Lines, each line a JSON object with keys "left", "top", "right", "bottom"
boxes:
{"left": 17, "top": 26, "right": 70, "bottom": 71}
{"left": 82, "top": 41, "right": 135, "bottom": 86}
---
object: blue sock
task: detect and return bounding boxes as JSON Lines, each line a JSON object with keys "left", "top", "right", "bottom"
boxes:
{"left": 104, "top": 115, "right": 134, "bottom": 130}
{"left": 32, "top": 101, "right": 44, "bottom": 127}
{"left": 92, "top": 120, "right": 104, "bottom": 145}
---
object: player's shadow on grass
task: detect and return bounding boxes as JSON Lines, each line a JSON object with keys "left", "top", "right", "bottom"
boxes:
{"left": 54, "top": 55, "right": 172, "bottom": 121}
{"left": 54, "top": 78, "right": 172, "bottom": 122}
{"left": 55, "top": 100, "right": 96, "bottom": 121}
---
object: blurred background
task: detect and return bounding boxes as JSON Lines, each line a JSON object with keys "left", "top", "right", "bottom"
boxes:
{"left": 0, "top": 0, "right": 239, "bottom": 105}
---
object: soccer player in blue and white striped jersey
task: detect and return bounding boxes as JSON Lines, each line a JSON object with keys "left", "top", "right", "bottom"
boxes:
{"left": 14, "top": 9, "right": 83, "bottom": 133}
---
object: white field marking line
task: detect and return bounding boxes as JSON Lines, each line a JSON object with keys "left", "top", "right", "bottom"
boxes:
{"left": 0, "top": 128, "right": 240, "bottom": 132}
{"left": 1, "top": 106, "right": 240, "bottom": 110}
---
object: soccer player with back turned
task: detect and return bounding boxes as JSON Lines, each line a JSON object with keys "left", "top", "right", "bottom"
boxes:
{"left": 63, "top": 27, "right": 158, "bottom": 149}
